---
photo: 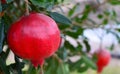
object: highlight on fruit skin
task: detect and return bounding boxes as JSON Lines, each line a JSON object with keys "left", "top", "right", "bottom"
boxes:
{"left": 7, "top": 12, "right": 61, "bottom": 67}
{"left": 96, "top": 49, "right": 111, "bottom": 73}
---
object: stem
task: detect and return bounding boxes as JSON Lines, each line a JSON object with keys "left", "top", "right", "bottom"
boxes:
{"left": 24, "top": 0, "right": 29, "bottom": 15}
{"left": 40, "top": 66, "right": 44, "bottom": 74}
{"left": 53, "top": 54, "right": 62, "bottom": 63}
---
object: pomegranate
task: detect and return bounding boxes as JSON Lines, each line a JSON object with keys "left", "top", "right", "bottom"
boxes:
{"left": 7, "top": 12, "right": 61, "bottom": 67}
{"left": 96, "top": 49, "right": 111, "bottom": 73}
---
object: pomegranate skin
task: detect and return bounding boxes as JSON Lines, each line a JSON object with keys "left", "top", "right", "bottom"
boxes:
{"left": 96, "top": 49, "right": 111, "bottom": 73}
{"left": 7, "top": 13, "right": 61, "bottom": 62}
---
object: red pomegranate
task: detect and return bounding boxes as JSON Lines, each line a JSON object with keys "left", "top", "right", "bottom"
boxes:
{"left": 7, "top": 12, "right": 61, "bottom": 67}
{"left": 96, "top": 49, "right": 111, "bottom": 73}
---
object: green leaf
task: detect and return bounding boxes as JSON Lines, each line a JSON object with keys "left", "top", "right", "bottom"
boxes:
{"left": 78, "top": 65, "right": 88, "bottom": 72}
{"left": 0, "top": 49, "right": 10, "bottom": 61}
{"left": 57, "top": 47, "right": 68, "bottom": 60}
{"left": 59, "top": 24, "right": 70, "bottom": 30}
{"left": 30, "top": 0, "right": 54, "bottom": 10}
{"left": 104, "top": 11, "right": 110, "bottom": 16}
{"left": 65, "top": 31, "right": 78, "bottom": 38}
{"left": 103, "top": 19, "right": 108, "bottom": 24}
{"left": 112, "top": 10, "right": 117, "bottom": 17}
{"left": 83, "top": 39, "right": 90, "bottom": 52}
{"left": 82, "top": 56, "right": 97, "bottom": 69}
{"left": 2, "top": 14, "right": 12, "bottom": 32}
{"left": 64, "top": 41, "right": 75, "bottom": 51}
{"left": 0, "top": 57, "right": 10, "bottom": 74}
{"left": 9, "top": 56, "right": 25, "bottom": 74}
{"left": 97, "top": 14, "right": 103, "bottom": 19}
{"left": 50, "top": 12, "right": 72, "bottom": 25}
{"left": 65, "top": 28, "right": 84, "bottom": 38}
{"left": 77, "top": 5, "right": 91, "bottom": 23}
{"left": 68, "top": 4, "right": 77, "bottom": 17}
{"left": 0, "top": 18, "right": 5, "bottom": 53}
{"left": 69, "top": 58, "right": 88, "bottom": 72}
{"left": 57, "top": 64, "right": 69, "bottom": 74}
{"left": 45, "top": 57, "right": 59, "bottom": 74}
{"left": 15, "top": 56, "right": 24, "bottom": 74}
{"left": 109, "top": 0, "right": 120, "bottom": 5}
{"left": 76, "top": 44, "right": 83, "bottom": 52}
{"left": 69, "top": 59, "right": 83, "bottom": 71}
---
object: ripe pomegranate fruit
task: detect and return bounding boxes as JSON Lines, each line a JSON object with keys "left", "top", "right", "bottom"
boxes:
{"left": 7, "top": 12, "right": 61, "bottom": 67}
{"left": 96, "top": 49, "right": 111, "bottom": 73}
{"left": 1, "top": 0, "right": 6, "bottom": 4}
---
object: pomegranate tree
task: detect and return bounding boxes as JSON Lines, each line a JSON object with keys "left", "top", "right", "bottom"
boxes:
{"left": 96, "top": 49, "right": 111, "bottom": 74}
{"left": 7, "top": 12, "right": 61, "bottom": 67}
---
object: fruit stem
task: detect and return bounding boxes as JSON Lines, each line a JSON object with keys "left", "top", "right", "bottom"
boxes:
{"left": 40, "top": 66, "right": 44, "bottom": 74}
{"left": 24, "top": 0, "right": 29, "bottom": 15}
{"left": 53, "top": 54, "right": 62, "bottom": 63}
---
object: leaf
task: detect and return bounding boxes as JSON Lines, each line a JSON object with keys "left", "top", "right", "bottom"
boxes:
{"left": 2, "top": 14, "right": 12, "bottom": 32}
{"left": 9, "top": 56, "right": 25, "bottom": 74}
{"left": 109, "top": 0, "right": 120, "bottom": 5}
{"left": 83, "top": 39, "right": 90, "bottom": 52}
{"left": 0, "top": 18, "right": 5, "bottom": 53}
{"left": 82, "top": 56, "right": 97, "bottom": 69}
{"left": 59, "top": 24, "right": 70, "bottom": 30}
{"left": 0, "top": 57, "right": 10, "bottom": 74}
{"left": 78, "top": 5, "right": 91, "bottom": 23}
{"left": 65, "top": 28, "right": 84, "bottom": 38}
{"left": 103, "top": 19, "right": 108, "bottom": 24}
{"left": 15, "top": 56, "right": 24, "bottom": 74}
{"left": 57, "top": 64, "right": 69, "bottom": 74}
{"left": 78, "top": 65, "right": 88, "bottom": 72}
{"left": 69, "top": 59, "right": 83, "bottom": 71}
{"left": 0, "top": 49, "right": 10, "bottom": 61}
{"left": 57, "top": 47, "right": 68, "bottom": 60}
{"left": 64, "top": 41, "right": 76, "bottom": 51}
{"left": 69, "top": 58, "right": 88, "bottom": 73}
{"left": 65, "top": 31, "right": 78, "bottom": 38}
{"left": 50, "top": 12, "right": 72, "bottom": 25}
{"left": 76, "top": 44, "right": 83, "bottom": 52}
{"left": 112, "top": 10, "right": 117, "bottom": 17}
{"left": 109, "top": 43, "right": 114, "bottom": 50}
{"left": 97, "top": 14, "right": 103, "bottom": 19}
{"left": 68, "top": 4, "right": 77, "bottom": 17}
{"left": 45, "top": 57, "right": 59, "bottom": 74}
{"left": 30, "top": 0, "right": 54, "bottom": 10}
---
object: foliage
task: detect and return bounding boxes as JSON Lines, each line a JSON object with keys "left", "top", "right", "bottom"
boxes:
{"left": 0, "top": 0, "right": 120, "bottom": 74}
